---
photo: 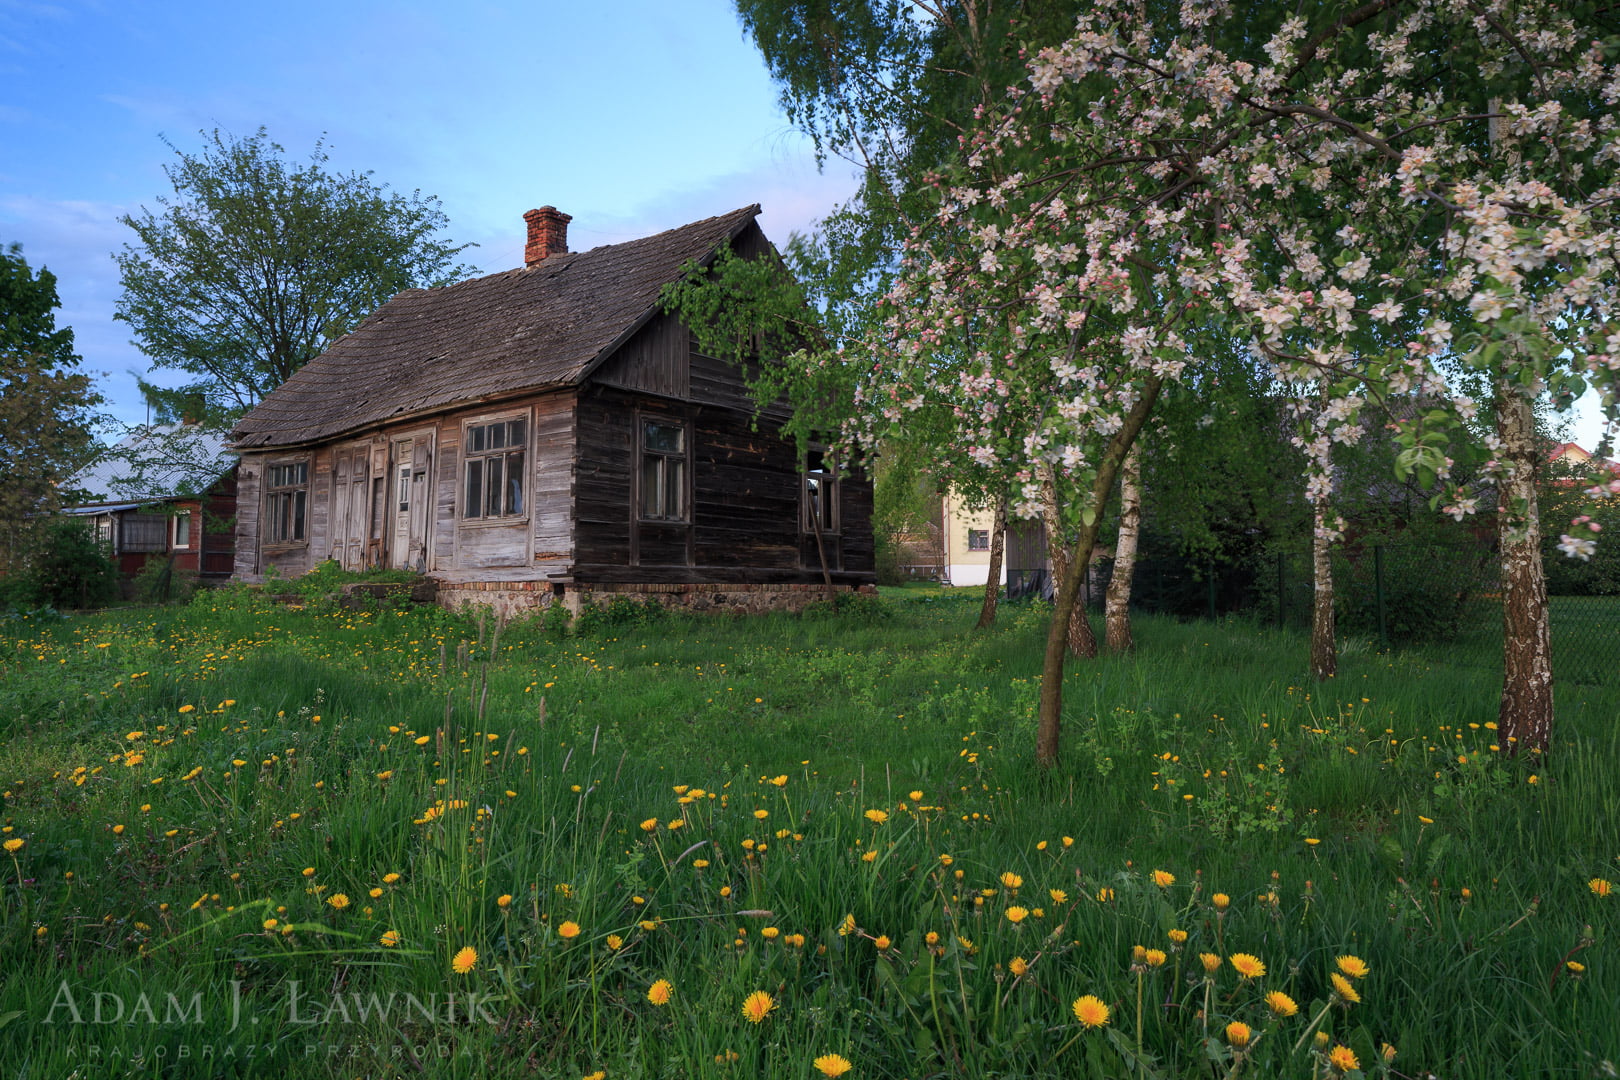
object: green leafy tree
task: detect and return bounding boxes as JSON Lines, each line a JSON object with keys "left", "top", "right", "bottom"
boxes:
{"left": 0, "top": 242, "right": 101, "bottom": 578}
{"left": 115, "top": 128, "right": 475, "bottom": 421}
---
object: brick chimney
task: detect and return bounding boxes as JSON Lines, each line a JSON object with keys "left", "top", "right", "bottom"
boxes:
{"left": 523, "top": 206, "right": 572, "bottom": 265}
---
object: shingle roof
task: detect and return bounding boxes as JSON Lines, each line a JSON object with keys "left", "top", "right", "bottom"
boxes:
{"left": 230, "top": 205, "right": 761, "bottom": 449}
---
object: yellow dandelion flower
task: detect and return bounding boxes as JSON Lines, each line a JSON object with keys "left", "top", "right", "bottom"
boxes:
{"left": 326, "top": 893, "right": 350, "bottom": 910}
{"left": 1229, "top": 953, "right": 1266, "bottom": 979}
{"left": 838, "top": 913, "right": 856, "bottom": 936}
{"left": 909, "top": 790, "right": 923, "bottom": 801}
{"left": 769, "top": 775, "right": 788, "bottom": 787}
{"left": 1226, "top": 1020, "right": 1252, "bottom": 1048}
{"left": 813, "top": 1053, "right": 852, "bottom": 1078}
{"left": 2, "top": 839, "right": 22, "bottom": 853}
{"left": 1049, "top": 888, "right": 1069, "bottom": 905}
{"left": 413, "top": 735, "right": 431, "bottom": 746}
{"left": 1005, "top": 906, "right": 1029, "bottom": 924}
{"left": 639, "top": 919, "right": 658, "bottom": 931}
{"left": 301, "top": 867, "right": 315, "bottom": 878}
{"left": 1143, "top": 948, "right": 1167, "bottom": 968}
{"left": 1265, "top": 990, "right": 1299, "bottom": 1017}
{"left": 1072, "top": 994, "right": 1110, "bottom": 1029}
{"left": 497, "top": 894, "right": 513, "bottom": 908}
{"left": 863, "top": 809, "right": 888, "bottom": 824}
{"left": 873, "top": 935, "right": 891, "bottom": 950}
{"left": 640, "top": 818, "right": 659, "bottom": 832}
{"left": 1151, "top": 869, "right": 1175, "bottom": 888}
{"left": 861, "top": 850, "right": 878, "bottom": 863}
{"left": 1096, "top": 887, "right": 1115, "bottom": 902}
{"left": 1008, "top": 956, "right": 1029, "bottom": 977}
{"left": 1167, "top": 929, "right": 1188, "bottom": 944}
{"left": 647, "top": 979, "right": 673, "bottom": 1006}
{"left": 262, "top": 918, "right": 278, "bottom": 930}
{"left": 741, "top": 990, "right": 775, "bottom": 1023}
{"left": 383, "top": 872, "right": 401, "bottom": 884}
{"left": 1590, "top": 878, "right": 1613, "bottom": 897}
{"left": 380, "top": 930, "right": 400, "bottom": 947}
{"left": 1000, "top": 871, "right": 1023, "bottom": 889}
{"left": 1211, "top": 893, "right": 1230, "bottom": 910}
{"left": 1200, "top": 952, "right": 1222, "bottom": 974}
{"left": 606, "top": 934, "right": 624, "bottom": 950}
{"left": 761, "top": 926, "right": 780, "bottom": 940}
{"left": 1330, "top": 972, "right": 1360, "bottom": 1004}
{"left": 178, "top": 704, "right": 194, "bottom": 714}
{"left": 558, "top": 921, "right": 581, "bottom": 939}
{"left": 451, "top": 946, "right": 477, "bottom": 974}
{"left": 1335, "top": 954, "right": 1370, "bottom": 978}
{"left": 1328, "top": 1045, "right": 1359, "bottom": 1073}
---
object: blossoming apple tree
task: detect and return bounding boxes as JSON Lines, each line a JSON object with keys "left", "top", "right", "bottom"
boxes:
{"left": 858, "top": 0, "right": 1620, "bottom": 765}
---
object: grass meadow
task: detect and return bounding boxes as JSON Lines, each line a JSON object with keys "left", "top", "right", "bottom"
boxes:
{"left": 0, "top": 583, "right": 1616, "bottom": 1079}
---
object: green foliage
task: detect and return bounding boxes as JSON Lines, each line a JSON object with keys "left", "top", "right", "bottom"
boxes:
{"left": 1335, "top": 537, "right": 1496, "bottom": 645}
{"left": 10, "top": 516, "right": 120, "bottom": 609}
{"left": 0, "top": 243, "right": 102, "bottom": 575}
{"left": 130, "top": 553, "right": 199, "bottom": 605}
{"left": 572, "top": 595, "right": 673, "bottom": 635}
{"left": 115, "top": 128, "right": 475, "bottom": 420}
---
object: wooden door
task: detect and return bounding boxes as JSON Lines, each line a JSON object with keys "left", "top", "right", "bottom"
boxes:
{"left": 343, "top": 448, "right": 369, "bottom": 569}
{"left": 388, "top": 434, "right": 433, "bottom": 571}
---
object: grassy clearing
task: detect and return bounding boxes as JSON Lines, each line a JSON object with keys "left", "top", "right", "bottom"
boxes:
{"left": 0, "top": 587, "right": 1616, "bottom": 1078}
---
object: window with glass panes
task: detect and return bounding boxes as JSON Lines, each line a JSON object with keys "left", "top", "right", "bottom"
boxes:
{"left": 463, "top": 417, "right": 527, "bottom": 519}
{"left": 266, "top": 462, "right": 308, "bottom": 543}
{"left": 172, "top": 511, "right": 192, "bottom": 549}
{"left": 802, "top": 447, "right": 838, "bottom": 532}
{"left": 639, "top": 419, "right": 688, "bottom": 521}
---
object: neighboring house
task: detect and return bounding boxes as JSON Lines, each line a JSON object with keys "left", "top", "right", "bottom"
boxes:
{"left": 1547, "top": 441, "right": 1620, "bottom": 479}
{"left": 63, "top": 423, "right": 238, "bottom": 585}
{"left": 228, "top": 205, "right": 874, "bottom": 616}
{"left": 938, "top": 491, "right": 1054, "bottom": 592}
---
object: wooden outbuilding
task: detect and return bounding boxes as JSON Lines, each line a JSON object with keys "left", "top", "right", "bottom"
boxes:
{"left": 228, "top": 205, "right": 874, "bottom": 616}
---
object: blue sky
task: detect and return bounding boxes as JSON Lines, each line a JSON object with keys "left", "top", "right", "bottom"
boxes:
{"left": 0, "top": 0, "right": 859, "bottom": 430}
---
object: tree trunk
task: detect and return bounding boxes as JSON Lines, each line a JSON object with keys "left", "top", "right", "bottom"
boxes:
{"left": 1037, "top": 463, "right": 1097, "bottom": 657}
{"left": 1310, "top": 507, "right": 1336, "bottom": 681}
{"left": 1496, "top": 382, "right": 1554, "bottom": 756}
{"left": 1105, "top": 443, "right": 1142, "bottom": 653}
{"left": 1036, "top": 376, "right": 1164, "bottom": 768}
{"left": 977, "top": 494, "right": 1008, "bottom": 629}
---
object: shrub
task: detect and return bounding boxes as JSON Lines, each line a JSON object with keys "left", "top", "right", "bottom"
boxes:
{"left": 17, "top": 517, "right": 120, "bottom": 609}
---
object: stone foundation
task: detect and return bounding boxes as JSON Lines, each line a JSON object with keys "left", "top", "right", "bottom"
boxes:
{"left": 434, "top": 580, "right": 876, "bottom": 622}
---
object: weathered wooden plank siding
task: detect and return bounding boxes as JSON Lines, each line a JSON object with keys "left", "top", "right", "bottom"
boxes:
{"left": 573, "top": 390, "right": 635, "bottom": 568}
{"left": 532, "top": 392, "right": 576, "bottom": 568}
{"left": 591, "top": 314, "right": 690, "bottom": 399}
{"left": 232, "top": 459, "right": 261, "bottom": 579}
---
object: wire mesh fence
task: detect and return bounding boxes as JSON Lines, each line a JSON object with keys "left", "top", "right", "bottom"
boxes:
{"left": 1079, "top": 535, "right": 1616, "bottom": 686}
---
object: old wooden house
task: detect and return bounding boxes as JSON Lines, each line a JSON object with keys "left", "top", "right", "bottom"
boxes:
{"left": 228, "top": 205, "right": 874, "bottom": 615}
